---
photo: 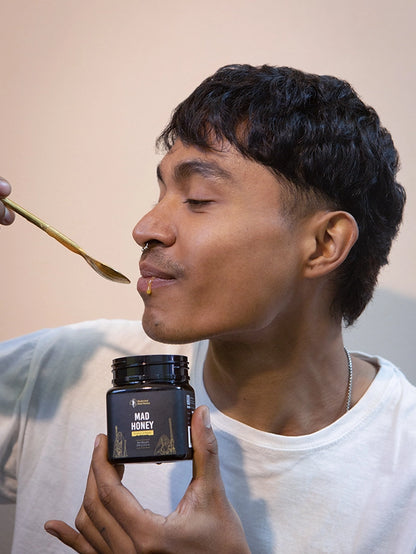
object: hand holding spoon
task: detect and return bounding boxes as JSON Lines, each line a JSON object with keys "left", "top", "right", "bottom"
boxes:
{"left": 2, "top": 197, "right": 130, "bottom": 284}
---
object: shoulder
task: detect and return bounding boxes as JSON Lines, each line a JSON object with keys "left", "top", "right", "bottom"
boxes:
{"left": 1, "top": 319, "right": 194, "bottom": 375}
{"left": 40, "top": 318, "right": 194, "bottom": 361}
{"left": 354, "top": 351, "right": 416, "bottom": 438}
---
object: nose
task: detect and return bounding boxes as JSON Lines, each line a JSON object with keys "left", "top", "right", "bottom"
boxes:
{"left": 132, "top": 201, "right": 176, "bottom": 249}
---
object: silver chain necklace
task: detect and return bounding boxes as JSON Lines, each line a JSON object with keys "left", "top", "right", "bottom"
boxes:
{"left": 344, "top": 347, "right": 353, "bottom": 412}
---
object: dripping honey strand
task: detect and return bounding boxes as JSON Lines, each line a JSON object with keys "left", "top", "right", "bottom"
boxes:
{"left": 147, "top": 277, "right": 155, "bottom": 295}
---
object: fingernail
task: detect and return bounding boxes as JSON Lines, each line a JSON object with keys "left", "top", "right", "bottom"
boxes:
{"left": 202, "top": 406, "right": 211, "bottom": 428}
{"left": 0, "top": 178, "right": 10, "bottom": 191}
{"left": 94, "top": 435, "right": 101, "bottom": 448}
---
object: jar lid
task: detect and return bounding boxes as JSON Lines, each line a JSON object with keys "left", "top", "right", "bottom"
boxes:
{"left": 111, "top": 354, "right": 189, "bottom": 386}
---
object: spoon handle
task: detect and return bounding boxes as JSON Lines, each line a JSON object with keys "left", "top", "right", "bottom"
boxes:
{"left": 2, "top": 197, "right": 83, "bottom": 254}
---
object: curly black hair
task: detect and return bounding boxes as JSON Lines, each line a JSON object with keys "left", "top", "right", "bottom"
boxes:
{"left": 157, "top": 64, "right": 406, "bottom": 326}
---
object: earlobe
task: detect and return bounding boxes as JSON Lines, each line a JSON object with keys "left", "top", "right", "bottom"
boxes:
{"left": 304, "top": 211, "right": 359, "bottom": 279}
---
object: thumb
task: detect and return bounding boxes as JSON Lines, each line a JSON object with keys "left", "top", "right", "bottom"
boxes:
{"left": 0, "top": 178, "right": 15, "bottom": 225}
{"left": 190, "top": 405, "right": 222, "bottom": 488}
{"left": 0, "top": 177, "right": 11, "bottom": 197}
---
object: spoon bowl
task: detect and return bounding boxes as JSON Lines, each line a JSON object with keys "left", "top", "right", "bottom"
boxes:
{"left": 2, "top": 197, "right": 130, "bottom": 284}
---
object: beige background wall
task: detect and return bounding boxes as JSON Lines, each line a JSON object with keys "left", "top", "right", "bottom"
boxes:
{"left": 1, "top": 0, "right": 415, "bottom": 370}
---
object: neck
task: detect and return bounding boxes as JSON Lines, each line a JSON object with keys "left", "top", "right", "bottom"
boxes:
{"left": 203, "top": 321, "right": 376, "bottom": 436}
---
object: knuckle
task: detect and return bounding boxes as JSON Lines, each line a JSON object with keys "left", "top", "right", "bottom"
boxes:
{"left": 139, "top": 537, "right": 166, "bottom": 554}
{"left": 96, "top": 482, "right": 114, "bottom": 509}
{"left": 75, "top": 508, "right": 90, "bottom": 532}
{"left": 81, "top": 496, "right": 97, "bottom": 522}
{"left": 205, "top": 429, "right": 219, "bottom": 456}
{"left": 135, "top": 514, "right": 169, "bottom": 553}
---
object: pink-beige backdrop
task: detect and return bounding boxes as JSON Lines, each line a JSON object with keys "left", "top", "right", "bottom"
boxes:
{"left": 1, "top": 0, "right": 415, "bottom": 360}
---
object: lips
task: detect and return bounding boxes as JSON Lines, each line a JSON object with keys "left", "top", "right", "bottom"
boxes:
{"left": 140, "top": 261, "right": 176, "bottom": 280}
{"left": 137, "top": 259, "right": 178, "bottom": 296}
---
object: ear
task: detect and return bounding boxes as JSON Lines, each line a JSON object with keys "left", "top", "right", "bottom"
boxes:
{"left": 303, "top": 211, "right": 359, "bottom": 279}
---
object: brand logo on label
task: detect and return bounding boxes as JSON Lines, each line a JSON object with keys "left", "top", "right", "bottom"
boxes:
{"left": 129, "top": 398, "right": 151, "bottom": 408}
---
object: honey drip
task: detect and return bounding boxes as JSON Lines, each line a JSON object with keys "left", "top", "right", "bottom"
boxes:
{"left": 146, "top": 277, "right": 155, "bottom": 295}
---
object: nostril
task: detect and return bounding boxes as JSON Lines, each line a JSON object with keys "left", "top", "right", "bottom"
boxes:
{"left": 139, "top": 239, "right": 165, "bottom": 254}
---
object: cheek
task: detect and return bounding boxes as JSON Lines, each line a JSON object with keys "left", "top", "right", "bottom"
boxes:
{"left": 141, "top": 245, "right": 300, "bottom": 343}
{"left": 185, "top": 233, "right": 297, "bottom": 322}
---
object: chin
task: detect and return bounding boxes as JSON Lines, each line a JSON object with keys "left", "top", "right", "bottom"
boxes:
{"left": 141, "top": 308, "right": 242, "bottom": 345}
{"left": 142, "top": 316, "right": 196, "bottom": 345}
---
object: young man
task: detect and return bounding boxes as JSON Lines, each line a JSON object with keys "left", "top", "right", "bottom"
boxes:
{"left": 1, "top": 65, "right": 415, "bottom": 553}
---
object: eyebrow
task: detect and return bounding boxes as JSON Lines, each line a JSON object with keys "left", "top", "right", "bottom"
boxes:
{"left": 157, "top": 159, "right": 233, "bottom": 185}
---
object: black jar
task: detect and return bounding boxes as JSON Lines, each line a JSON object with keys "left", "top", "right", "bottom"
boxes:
{"left": 107, "top": 354, "right": 195, "bottom": 464}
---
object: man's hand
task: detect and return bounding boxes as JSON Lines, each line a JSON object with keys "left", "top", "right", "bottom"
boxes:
{"left": 0, "top": 178, "right": 15, "bottom": 225}
{"left": 44, "top": 406, "right": 251, "bottom": 554}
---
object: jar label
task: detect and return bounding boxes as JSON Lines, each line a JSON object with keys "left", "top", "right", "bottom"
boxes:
{"left": 107, "top": 388, "right": 194, "bottom": 463}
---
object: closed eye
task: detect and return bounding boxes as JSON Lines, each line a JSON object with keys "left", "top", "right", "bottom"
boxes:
{"left": 184, "top": 199, "right": 214, "bottom": 209}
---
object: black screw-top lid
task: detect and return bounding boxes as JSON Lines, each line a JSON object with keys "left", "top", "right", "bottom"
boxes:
{"left": 111, "top": 354, "right": 189, "bottom": 386}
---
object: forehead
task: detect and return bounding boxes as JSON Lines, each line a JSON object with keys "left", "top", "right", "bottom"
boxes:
{"left": 157, "top": 156, "right": 234, "bottom": 185}
{"left": 158, "top": 140, "right": 278, "bottom": 189}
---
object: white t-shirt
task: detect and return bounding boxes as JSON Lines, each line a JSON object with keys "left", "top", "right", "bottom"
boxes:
{"left": 0, "top": 319, "right": 415, "bottom": 553}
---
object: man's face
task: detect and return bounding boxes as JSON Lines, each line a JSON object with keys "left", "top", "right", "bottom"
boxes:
{"left": 133, "top": 140, "right": 310, "bottom": 344}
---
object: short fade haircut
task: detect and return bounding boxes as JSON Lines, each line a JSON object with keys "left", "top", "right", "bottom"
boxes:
{"left": 157, "top": 64, "right": 406, "bottom": 326}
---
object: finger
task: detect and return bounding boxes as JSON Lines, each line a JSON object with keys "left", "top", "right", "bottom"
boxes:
{"left": 168, "top": 408, "right": 249, "bottom": 552}
{"left": 76, "top": 467, "right": 115, "bottom": 553}
{"left": 114, "top": 463, "right": 125, "bottom": 481}
{"left": 79, "top": 462, "right": 135, "bottom": 553}
{"left": 0, "top": 177, "right": 11, "bottom": 197}
{"left": 0, "top": 177, "right": 15, "bottom": 225}
{"left": 91, "top": 435, "right": 164, "bottom": 538}
{"left": 190, "top": 406, "right": 223, "bottom": 491}
{"left": 44, "top": 520, "right": 98, "bottom": 554}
